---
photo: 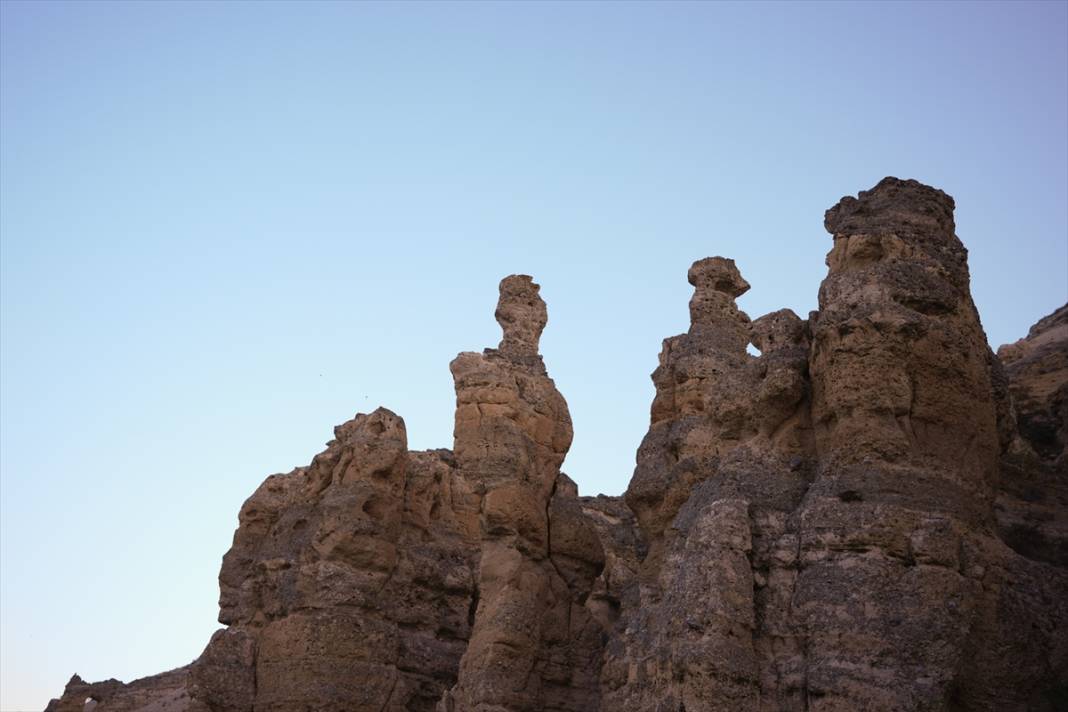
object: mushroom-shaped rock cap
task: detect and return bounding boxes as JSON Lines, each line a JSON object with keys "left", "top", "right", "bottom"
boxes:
{"left": 688, "top": 257, "right": 750, "bottom": 298}
{"left": 496, "top": 274, "right": 547, "bottom": 356}
{"left": 824, "top": 177, "right": 956, "bottom": 238}
{"left": 687, "top": 257, "right": 752, "bottom": 337}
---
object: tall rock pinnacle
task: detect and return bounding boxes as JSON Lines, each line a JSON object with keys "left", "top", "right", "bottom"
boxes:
{"left": 495, "top": 274, "right": 548, "bottom": 358}
{"left": 687, "top": 256, "right": 751, "bottom": 336}
{"left": 814, "top": 177, "right": 997, "bottom": 493}
{"left": 441, "top": 275, "right": 603, "bottom": 712}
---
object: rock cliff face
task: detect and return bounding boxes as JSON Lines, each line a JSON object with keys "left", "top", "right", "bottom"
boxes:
{"left": 48, "top": 179, "right": 1067, "bottom": 712}
{"left": 995, "top": 305, "right": 1068, "bottom": 568}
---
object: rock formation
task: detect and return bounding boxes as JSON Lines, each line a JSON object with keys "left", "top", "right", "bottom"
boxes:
{"left": 995, "top": 305, "right": 1068, "bottom": 568}
{"left": 439, "top": 274, "right": 604, "bottom": 712}
{"left": 48, "top": 179, "right": 1067, "bottom": 712}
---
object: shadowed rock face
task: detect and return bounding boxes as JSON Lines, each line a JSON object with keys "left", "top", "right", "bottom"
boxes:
{"left": 995, "top": 305, "right": 1068, "bottom": 568}
{"left": 998, "top": 305, "right": 1068, "bottom": 466}
{"left": 48, "top": 179, "right": 1067, "bottom": 712}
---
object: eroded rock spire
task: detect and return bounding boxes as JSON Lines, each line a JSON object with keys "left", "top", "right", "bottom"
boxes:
{"left": 609, "top": 254, "right": 814, "bottom": 710}
{"left": 495, "top": 274, "right": 547, "bottom": 358}
{"left": 442, "top": 275, "right": 603, "bottom": 712}
{"left": 687, "top": 256, "right": 751, "bottom": 336}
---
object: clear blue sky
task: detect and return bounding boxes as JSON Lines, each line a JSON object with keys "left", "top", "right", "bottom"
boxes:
{"left": 1, "top": 1, "right": 1065, "bottom": 708}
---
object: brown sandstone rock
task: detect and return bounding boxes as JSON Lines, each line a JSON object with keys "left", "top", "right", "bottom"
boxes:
{"left": 48, "top": 180, "right": 1067, "bottom": 712}
{"left": 45, "top": 669, "right": 204, "bottom": 712}
{"left": 994, "top": 304, "right": 1068, "bottom": 567}
{"left": 439, "top": 275, "right": 604, "bottom": 712}
{"left": 998, "top": 305, "right": 1068, "bottom": 465}
{"left": 607, "top": 251, "right": 814, "bottom": 711}
{"left": 194, "top": 405, "right": 483, "bottom": 712}
{"left": 796, "top": 178, "right": 999, "bottom": 710}
{"left": 604, "top": 178, "right": 1067, "bottom": 712}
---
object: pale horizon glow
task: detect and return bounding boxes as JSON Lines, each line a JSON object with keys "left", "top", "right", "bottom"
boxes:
{"left": 2, "top": 1, "right": 1066, "bottom": 708}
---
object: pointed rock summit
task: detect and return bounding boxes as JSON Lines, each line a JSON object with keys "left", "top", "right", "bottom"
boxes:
{"left": 495, "top": 274, "right": 547, "bottom": 358}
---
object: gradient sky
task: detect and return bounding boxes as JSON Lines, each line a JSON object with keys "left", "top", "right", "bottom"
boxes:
{"left": 1, "top": 1, "right": 1066, "bottom": 708}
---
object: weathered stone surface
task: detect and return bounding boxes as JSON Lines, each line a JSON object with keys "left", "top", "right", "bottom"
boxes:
{"left": 795, "top": 178, "right": 999, "bottom": 710}
{"left": 607, "top": 251, "right": 814, "bottom": 711}
{"left": 439, "top": 275, "right": 604, "bottom": 712}
{"left": 998, "top": 304, "right": 1068, "bottom": 465}
{"left": 45, "top": 669, "right": 205, "bottom": 712}
{"left": 189, "top": 405, "right": 482, "bottom": 712}
{"left": 578, "top": 493, "right": 644, "bottom": 631}
{"left": 604, "top": 178, "right": 1067, "bottom": 712}
{"left": 48, "top": 179, "right": 1067, "bottom": 712}
{"left": 995, "top": 304, "right": 1068, "bottom": 568}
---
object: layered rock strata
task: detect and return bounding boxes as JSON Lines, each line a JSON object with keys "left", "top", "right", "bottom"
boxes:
{"left": 48, "top": 179, "right": 1067, "bottom": 712}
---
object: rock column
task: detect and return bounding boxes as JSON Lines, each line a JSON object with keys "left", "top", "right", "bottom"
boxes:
{"left": 440, "top": 276, "right": 603, "bottom": 712}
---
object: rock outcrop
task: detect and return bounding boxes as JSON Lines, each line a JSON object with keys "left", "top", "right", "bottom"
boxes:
{"left": 48, "top": 179, "right": 1067, "bottom": 712}
{"left": 196, "top": 406, "right": 482, "bottom": 712}
{"left": 189, "top": 405, "right": 482, "bottom": 712}
{"left": 995, "top": 304, "right": 1068, "bottom": 568}
{"left": 439, "top": 275, "right": 604, "bottom": 712}
{"left": 602, "top": 179, "right": 1067, "bottom": 712}
{"left": 45, "top": 670, "right": 194, "bottom": 712}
